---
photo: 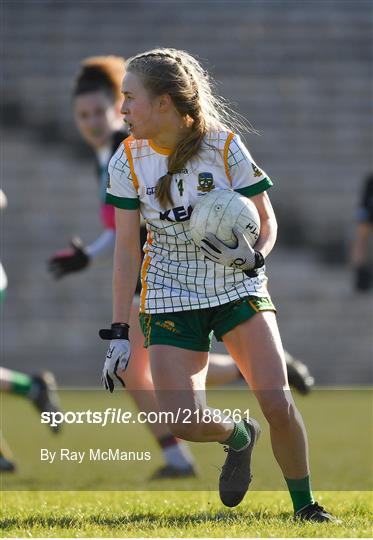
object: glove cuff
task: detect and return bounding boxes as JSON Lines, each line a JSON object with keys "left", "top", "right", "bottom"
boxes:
{"left": 242, "top": 251, "right": 265, "bottom": 278}
{"left": 254, "top": 250, "right": 265, "bottom": 269}
{"left": 99, "top": 323, "right": 129, "bottom": 340}
{"left": 111, "top": 323, "right": 129, "bottom": 339}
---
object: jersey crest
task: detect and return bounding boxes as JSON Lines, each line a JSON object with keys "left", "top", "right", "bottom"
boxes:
{"left": 197, "top": 172, "right": 215, "bottom": 193}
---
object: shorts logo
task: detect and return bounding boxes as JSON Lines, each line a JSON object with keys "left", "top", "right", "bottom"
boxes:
{"left": 197, "top": 172, "right": 215, "bottom": 192}
{"left": 248, "top": 297, "right": 275, "bottom": 313}
{"left": 147, "top": 187, "right": 156, "bottom": 195}
{"left": 155, "top": 320, "right": 179, "bottom": 333}
{"left": 251, "top": 163, "right": 263, "bottom": 178}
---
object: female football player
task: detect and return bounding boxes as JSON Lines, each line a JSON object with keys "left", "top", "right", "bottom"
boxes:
{"left": 101, "top": 48, "right": 338, "bottom": 522}
{"left": 48, "top": 55, "right": 312, "bottom": 478}
{"left": 49, "top": 57, "right": 314, "bottom": 394}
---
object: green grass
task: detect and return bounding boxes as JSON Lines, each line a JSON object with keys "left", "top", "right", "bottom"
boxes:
{"left": 1, "top": 388, "right": 372, "bottom": 536}
{"left": 1, "top": 490, "right": 372, "bottom": 537}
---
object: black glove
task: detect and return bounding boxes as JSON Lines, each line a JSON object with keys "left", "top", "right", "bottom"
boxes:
{"left": 48, "top": 237, "right": 90, "bottom": 279}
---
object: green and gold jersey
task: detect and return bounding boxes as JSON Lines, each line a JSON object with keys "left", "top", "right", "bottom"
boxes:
{"left": 107, "top": 130, "right": 273, "bottom": 314}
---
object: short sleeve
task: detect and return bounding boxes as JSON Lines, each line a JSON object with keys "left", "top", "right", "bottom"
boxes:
{"left": 106, "top": 143, "right": 140, "bottom": 210}
{"left": 227, "top": 134, "right": 273, "bottom": 197}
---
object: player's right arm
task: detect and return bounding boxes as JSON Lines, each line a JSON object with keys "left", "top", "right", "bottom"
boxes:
{"left": 112, "top": 207, "right": 141, "bottom": 324}
{"left": 100, "top": 141, "right": 141, "bottom": 391}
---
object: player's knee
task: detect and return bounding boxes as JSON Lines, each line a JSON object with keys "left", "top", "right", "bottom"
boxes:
{"left": 259, "top": 393, "right": 295, "bottom": 429}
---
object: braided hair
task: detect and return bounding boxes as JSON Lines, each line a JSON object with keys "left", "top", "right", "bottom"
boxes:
{"left": 126, "top": 48, "right": 247, "bottom": 208}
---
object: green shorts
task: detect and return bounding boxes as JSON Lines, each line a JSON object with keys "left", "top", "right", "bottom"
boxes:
{"left": 139, "top": 296, "right": 276, "bottom": 352}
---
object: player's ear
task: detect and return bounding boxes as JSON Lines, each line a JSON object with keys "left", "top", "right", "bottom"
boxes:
{"left": 158, "top": 93, "right": 172, "bottom": 113}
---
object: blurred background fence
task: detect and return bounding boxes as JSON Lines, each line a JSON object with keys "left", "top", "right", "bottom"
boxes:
{"left": 1, "top": 0, "right": 372, "bottom": 385}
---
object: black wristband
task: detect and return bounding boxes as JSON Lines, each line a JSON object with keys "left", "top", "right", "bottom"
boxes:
{"left": 99, "top": 323, "right": 129, "bottom": 340}
{"left": 111, "top": 323, "right": 129, "bottom": 339}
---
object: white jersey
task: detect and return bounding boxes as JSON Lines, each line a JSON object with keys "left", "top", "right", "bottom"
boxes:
{"left": 107, "top": 130, "right": 273, "bottom": 314}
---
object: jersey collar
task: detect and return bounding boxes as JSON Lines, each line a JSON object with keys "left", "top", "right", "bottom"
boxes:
{"left": 148, "top": 139, "right": 172, "bottom": 156}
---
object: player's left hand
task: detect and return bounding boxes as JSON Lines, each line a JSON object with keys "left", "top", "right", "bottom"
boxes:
{"left": 200, "top": 227, "right": 264, "bottom": 275}
{"left": 99, "top": 323, "right": 131, "bottom": 392}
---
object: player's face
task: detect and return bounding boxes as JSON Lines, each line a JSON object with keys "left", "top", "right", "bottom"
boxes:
{"left": 74, "top": 91, "right": 120, "bottom": 149}
{"left": 120, "top": 72, "right": 162, "bottom": 139}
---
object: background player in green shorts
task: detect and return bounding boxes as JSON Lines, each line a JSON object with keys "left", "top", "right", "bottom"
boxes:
{"left": 0, "top": 190, "right": 61, "bottom": 472}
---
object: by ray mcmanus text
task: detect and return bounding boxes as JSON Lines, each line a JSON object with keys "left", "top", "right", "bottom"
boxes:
{"left": 40, "top": 448, "right": 153, "bottom": 464}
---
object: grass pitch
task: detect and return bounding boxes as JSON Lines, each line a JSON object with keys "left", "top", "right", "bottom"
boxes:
{"left": 1, "top": 490, "right": 372, "bottom": 537}
{"left": 1, "top": 387, "right": 372, "bottom": 537}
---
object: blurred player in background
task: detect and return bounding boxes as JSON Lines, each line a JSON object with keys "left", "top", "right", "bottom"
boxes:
{"left": 101, "top": 47, "right": 338, "bottom": 522}
{"left": 48, "top": 57, "right": 314, "bottom": 398}
{"left": 48, "top": 57, "right": 196, "bottom": 478}
{"left": 0, "top": 189, "right": 61, "bottom": 472}
{"left": 351, "top": 173, "right": 373, "bottom": 291}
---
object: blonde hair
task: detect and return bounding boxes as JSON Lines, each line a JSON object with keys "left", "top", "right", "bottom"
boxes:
{"left": 126, "top": 48, "right": 250, "bottom": 208}
{"left": 73, "top": 55, "right": 125, "bottom": 103}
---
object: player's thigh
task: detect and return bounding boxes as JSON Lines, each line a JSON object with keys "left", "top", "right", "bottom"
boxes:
{"left": 222, "top": 311, "right": 288, "bottom": 391}
{"left": 149, "top": 344, "right": 209, "bottom": 413}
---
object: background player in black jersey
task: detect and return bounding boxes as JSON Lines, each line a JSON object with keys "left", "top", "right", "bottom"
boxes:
{"left": 351, "top": 173, "right": 373, "bottom": 291}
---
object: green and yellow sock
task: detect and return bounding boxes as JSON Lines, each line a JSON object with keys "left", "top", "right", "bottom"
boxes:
{"left": 222, "top": 420, "right": 250, "bottom": 451}
{"left": 285, "top": 475, "right": 315, "bottom": 513}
